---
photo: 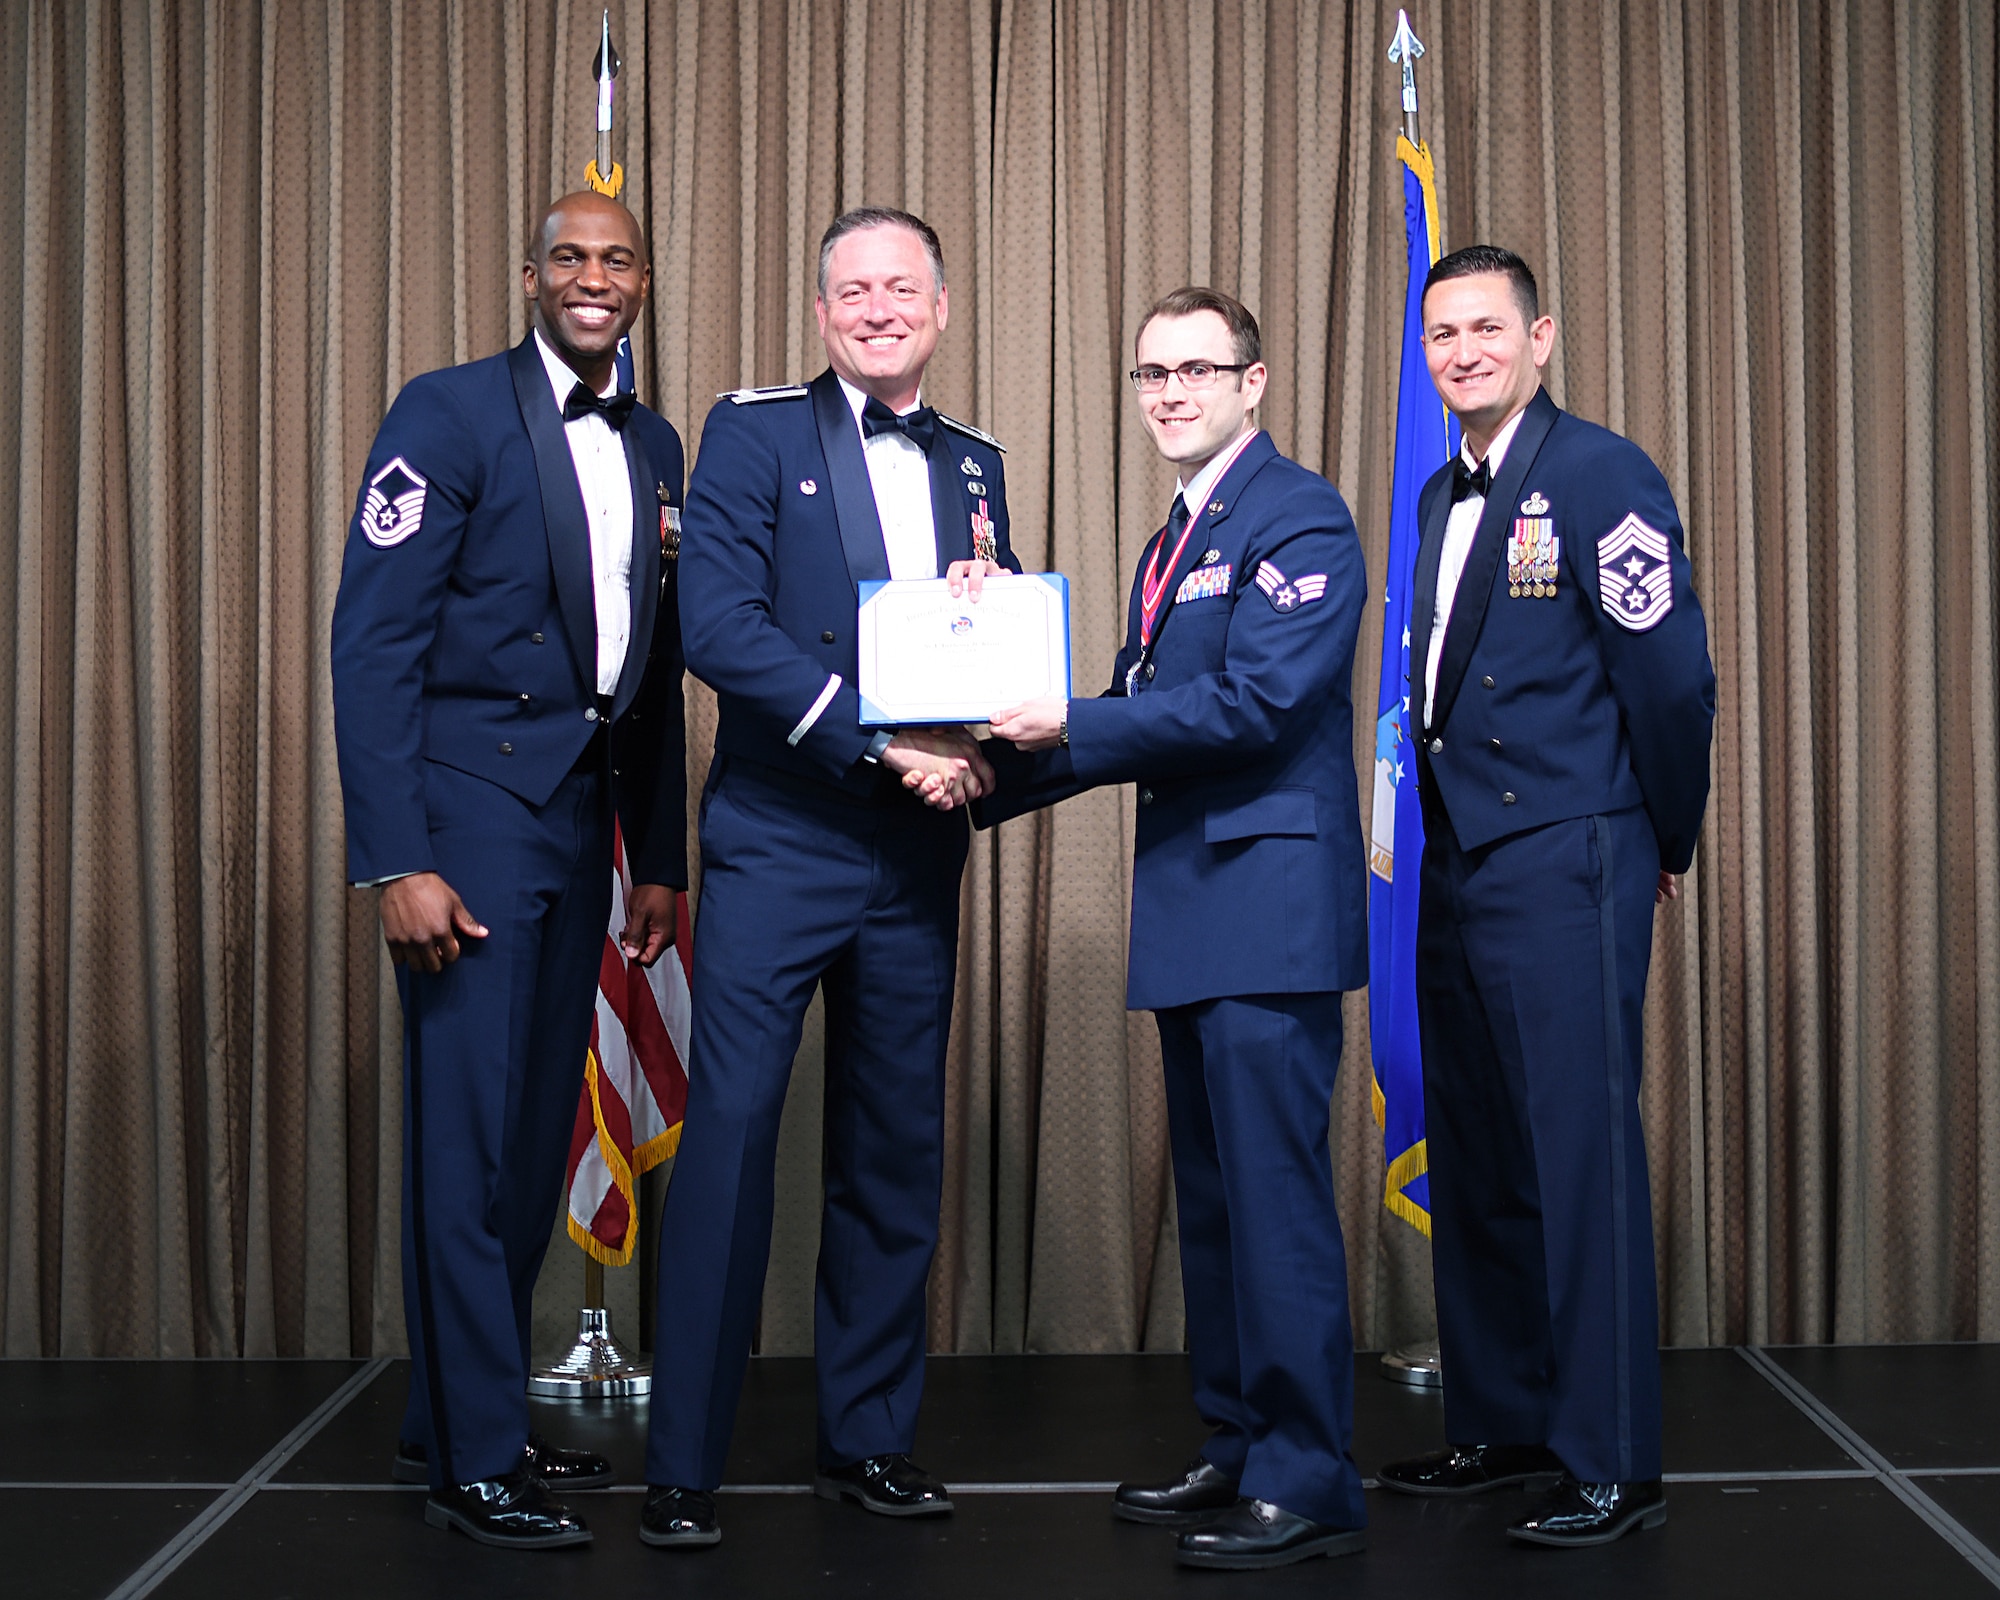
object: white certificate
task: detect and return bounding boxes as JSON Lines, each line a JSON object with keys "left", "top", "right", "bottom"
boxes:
{"left": 857, "top": 573, "right": 1072, "bottom": 725}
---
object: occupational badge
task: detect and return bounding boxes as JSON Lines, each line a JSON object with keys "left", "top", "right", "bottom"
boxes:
{"left": 1200, "top": 549, "right": 1222, "bottom": 566}
{"left": 1596, "top": 513, "right": 1674, "bottom": 630}
{"left": 362, "top": 456, "right": 427, "bottom": 547}
{"left": 1521, "top": 491, "right": 1550, "bottom": 516}
{"left": 1252, "top": 561, "right": 1327, "bottom": 613}
{"left": 800, "top": 479, "right": 818, "bottom": 495}
{"left": 1509, "top": 514, "right": 1559, "bottom": 597}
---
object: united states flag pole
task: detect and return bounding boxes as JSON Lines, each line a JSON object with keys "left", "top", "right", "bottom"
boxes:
{"left": 1373, "top": 10, "right": 1459, "bottom": 1389}
{"left": 529, "top": 10, "right": 697, "bottom": 1397}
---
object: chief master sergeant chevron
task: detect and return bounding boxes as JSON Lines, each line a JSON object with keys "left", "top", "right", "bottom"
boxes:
{"left": 1376, "top": 245, "right": 1716, "bottom": 1548}
{"left": 638, "top": 207, "right": 1016, "bottom": 1551}
{"left": 331, "top": 192, "right": 687, "bottom": 1551}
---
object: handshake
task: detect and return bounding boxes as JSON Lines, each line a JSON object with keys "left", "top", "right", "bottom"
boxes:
{"left": 888, "top": 559, "right": 1069, "bottom": 811}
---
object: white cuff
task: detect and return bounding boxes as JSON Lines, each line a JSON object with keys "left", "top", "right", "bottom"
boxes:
{"left": 789, "top": 673, "right": 843, "bottom": 746}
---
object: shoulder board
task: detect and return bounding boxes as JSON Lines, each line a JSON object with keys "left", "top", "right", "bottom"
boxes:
{"left": 937, "top": 412, "right": 1006, "bottom": 453}
{"left": 719, "top": 384, "right": 810, "bottom": 404}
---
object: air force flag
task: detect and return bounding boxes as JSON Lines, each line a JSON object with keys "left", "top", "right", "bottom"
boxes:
{"left": 1367, "top": 132, "right": 1459, "bottom": 1237}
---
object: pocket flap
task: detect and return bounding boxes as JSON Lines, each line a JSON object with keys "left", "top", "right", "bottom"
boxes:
{"left": 1204, "top": 787, "right": 1318, "bottom": 843}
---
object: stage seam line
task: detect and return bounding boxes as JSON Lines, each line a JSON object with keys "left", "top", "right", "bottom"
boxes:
{"left": 1738, "top": 1346, "right": 2000, "bottom": 1591}
{"left": 103, "top": 1357, "right": 391, "bottom": 1600}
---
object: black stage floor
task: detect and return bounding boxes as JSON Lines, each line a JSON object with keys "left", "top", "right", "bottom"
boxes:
{"left": 6, "top": 1346, "right": 2000, "bottom": 1598}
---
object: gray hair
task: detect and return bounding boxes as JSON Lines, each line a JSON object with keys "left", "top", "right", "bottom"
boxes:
{"left": 816, "top": 207, "right": 947, "bottom": 298}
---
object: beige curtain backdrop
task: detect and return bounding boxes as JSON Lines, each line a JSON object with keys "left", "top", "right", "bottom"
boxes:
{"left": 0, "top": 0, "right": 1992, "bottom": 1358}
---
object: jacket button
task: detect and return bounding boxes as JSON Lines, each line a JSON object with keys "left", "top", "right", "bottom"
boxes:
{"left": 1429, "top": 737, "right": 1443, "bottom": 754}
{"left": 498, "top": 742, "right": 513, "bottom": 755}
{"left": 531, "top": 632, "right": 544, "bottom": 644}
{"left": 585, "top": 707, "right": 599, "bottom": 722}
{"left": 1489, "top": 737, "right": 1502, "bottom": 751}
{"left": 1144, "top": 662, "right": 1156, "bottom": 680}
{"left": 1501, "top": 790, "right": 1516, "bottom": 805}
{"left": 1139, "top": 788, "right": 1154, "bottom": 805}
{"left": 1481, "top": 675, "right": 1495, "bottom": 689}
{"left": 822, "top": 630, "right": 836, "bottom": 644}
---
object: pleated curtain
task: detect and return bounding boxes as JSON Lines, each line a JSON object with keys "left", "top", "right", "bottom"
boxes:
{"left": 0, "top": 0, "right": 1992, "bottom": 1357}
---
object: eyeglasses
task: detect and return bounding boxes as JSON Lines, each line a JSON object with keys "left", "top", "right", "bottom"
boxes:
{"left": 1128, "top": 361, "right": 1252, "bottom": 393}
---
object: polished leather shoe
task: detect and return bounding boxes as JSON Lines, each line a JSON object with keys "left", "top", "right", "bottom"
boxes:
{"left": 1375, "top": 1443, "right": 1567, "bottom": 1497}
{"left": 1112, "top": 1458, "right": 1241, "bottom": 1525}
{"left": 393, "top": 1433, "right": 614, "bottom": 1489}
{"left": 1508, "top": 1476, "right": 1666, "bottom": 1546}
{"left": 1174, "top": 1499, "right": 1366, "bottom": 1570}
{"left": 639, "top": 1485, "right": 721, "bottom": 1548}
{"left": 813, "top": 1453, "right": 954, "bottom": 1517}
{"left": 422, "top": 1469, "right": 592, "bottom": 1548}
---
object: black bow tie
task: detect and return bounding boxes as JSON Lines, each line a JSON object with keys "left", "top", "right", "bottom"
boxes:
{"left": 563, "top": 383, "right": 637, "bottom": 429}
{"left": 861, "top": 396, "right": 937, "bottom": 453}
{"left": 1450, "top": 457, "right": 1492, "bottom": 503}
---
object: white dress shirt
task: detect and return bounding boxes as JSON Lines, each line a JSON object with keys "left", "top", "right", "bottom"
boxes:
{"left": 535, "top": 330, "right": 633, "bottom": 696}
{"left": 837, "top": 374, "right": 938, "bottom": 579}
{"left": 1424, "top": 406, "right": 1528, "bottom": 729}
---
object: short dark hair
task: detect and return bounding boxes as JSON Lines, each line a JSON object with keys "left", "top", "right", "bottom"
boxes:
{"left": 817, "top": 207, "right": 946, "bottom": 297}
{"left": 1135, "top": 286, "right": 1262, "bottom": 366}
{"left": 1423, "top": 245, "right": 1539, "bottom": 324}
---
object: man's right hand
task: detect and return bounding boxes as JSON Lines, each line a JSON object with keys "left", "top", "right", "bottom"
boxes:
{"left": 379, "top": 872, "right": 489, "bottom": 972}
{"left": 881, "top": 727, "right": 997, "bottom": 811}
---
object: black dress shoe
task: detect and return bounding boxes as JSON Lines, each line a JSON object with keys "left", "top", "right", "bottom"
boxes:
{"left": 813, "top": 1453, "right": 954, "bottom": 1517}
{"left": 393, "top": 1435, "right": 614, "bottom": 1490}
{"left": 1508, "top": 1477, "right": 1666, "bottom": 1546}
{"left": 1112, "top": 1458, "right": 1241, "bottom": 1525}
{"left": 639, "top": 1485, "right": 721, "bottom": 1548}
{"left": 1174, "top": 1499, "right": 1366, "bottom": 1570}
{"left": 422, "top": 1469, "right": 592, "bottom": 1548}
{"left": 1375, "top": 1443, "right": 1567, "bottom": 1497}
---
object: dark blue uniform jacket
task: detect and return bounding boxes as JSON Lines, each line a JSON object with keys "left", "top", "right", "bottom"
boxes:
{"left": 677, "top": 370, "right": 1015, "bottom": 796}
{"left": 980, "top": 432, "right": 1369, "bottom": 1010}
{"left": 1411, "top": 388, "right": 1715, "bottom": 872}
{"left": 331, "top": 335, "right": 688, "bottom": 888}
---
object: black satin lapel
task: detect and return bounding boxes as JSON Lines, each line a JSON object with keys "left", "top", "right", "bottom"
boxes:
{"left": 1410, "top": 480, "right": 1453, "bottom": 719}
{"left": 612, "top": 426, "right": 660, "bottom": 719}
{"left": 927, "top": 433, "right": 971, "bottom": 567}
{"left": 811, "top": 371, "right": 890, "bottom": 585}
{"left": 508, "top": 338, "right": 597, "bottom": 693}
{"left": 1431, "top": 390, "right": 1560, "bottom": 729}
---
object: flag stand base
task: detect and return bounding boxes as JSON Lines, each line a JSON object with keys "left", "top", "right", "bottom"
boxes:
{"left": 1380, "top": 1340, "right": 1443, "bottom": 1389}
{"left": 528, "top": 1307, "right": 652, "bottom": 1398}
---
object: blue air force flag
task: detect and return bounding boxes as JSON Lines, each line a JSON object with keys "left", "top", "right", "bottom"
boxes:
{"left": 1367, "top": 134, "right": 1459, "bottom": 1237}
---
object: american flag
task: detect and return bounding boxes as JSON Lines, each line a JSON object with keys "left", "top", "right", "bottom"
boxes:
{"left": 563, "top": 823, "right": 691, "bottom": 1264}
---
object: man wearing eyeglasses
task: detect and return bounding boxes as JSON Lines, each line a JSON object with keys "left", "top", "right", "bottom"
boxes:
{"left": 976, "top": 287, "right": 1370, "bottom": 1571}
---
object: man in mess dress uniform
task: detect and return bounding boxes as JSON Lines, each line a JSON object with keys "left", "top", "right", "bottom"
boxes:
{"left": 1376, "top": 245, "right": 1716, "bottom": 1548}
{"left": 332, "top": 192, "right": 687, "bottom": 1549}
{"left": 639, "top": 208, "right": 1016, "bottom": 1550}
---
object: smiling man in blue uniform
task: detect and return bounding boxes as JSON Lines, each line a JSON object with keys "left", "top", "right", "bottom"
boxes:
{"left": 977, "top": 287, "right": 1370, "bottom": 1572}
{"left": 638, "top": 208, "right": 1015, "bottom": 1552}
{"left": 331, "top": 192, "right": 687, "bottom": 1549}
{"left": 1375, "top": 246, "right": 1716, "bottom": 1547}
